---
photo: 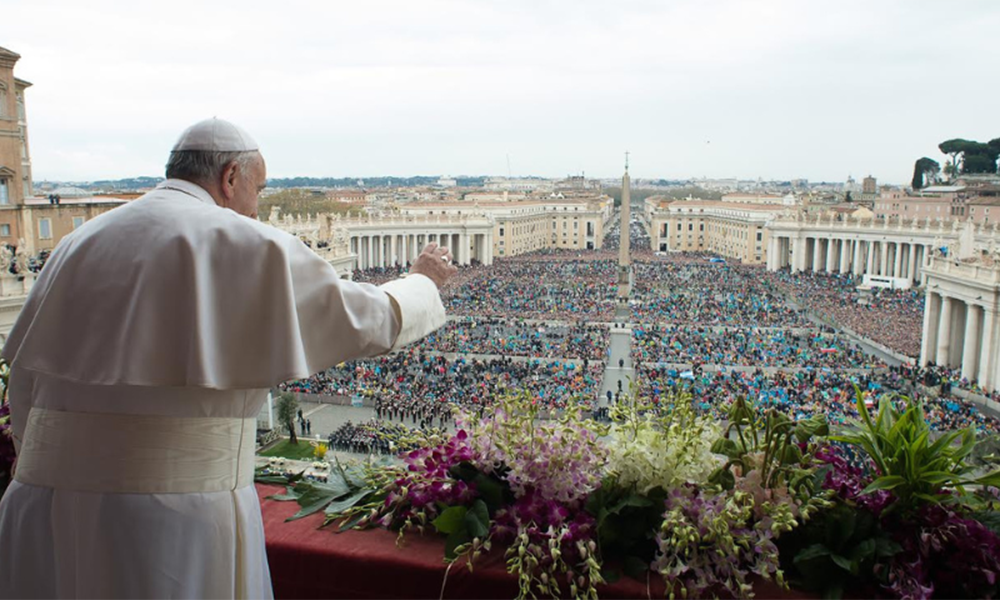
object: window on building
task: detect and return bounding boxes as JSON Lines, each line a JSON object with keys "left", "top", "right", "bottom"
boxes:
{"left": 677, "top": 223, "right": 682, "bottom": 231}
{"left": 73, "top": 217, "right": 85, "bottom": 229}
{"left": 688, "top": 223, "right": 693, "bottom": 231}
{"left": 0, "top": 179, "right": 7, "bottom": 205}
{"left": 0, "top": 224, "right": 9, "bottom": 237}
{"left": 39, "top": 218, "right": 52, "bottom": 240}
{"left": 499, "top": 227, "right": 504, "bottom": 236}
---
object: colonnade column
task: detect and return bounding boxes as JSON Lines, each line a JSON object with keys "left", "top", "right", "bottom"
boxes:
{"left": 825, "top": 239, "right": 836, "bottom": 272}
{"left": 936, "top": 296, "right": 954, "bottom": 367}
{"left": 892, "top": 242, "right": 902, "bottom": 277}
{"left": 980, "top": 309, "right": 997, "bottom": 390}
{"left": 921, "top": 291, "right": 941, "bottom": 366}
{"left": 812, "top": 238, "right": 823, "bottom": 272}
{"left": 839, "top": 239, "right": 850, "bottom": 274}
{"left": 866, "top": 241, "right": 875, "bottom": 275}
{"left": 459, "top": 233, "right": 470, "bottom": 265}
{"left": 853, "top": 240, "right": 863, "bottom": 275}
{"left": 962, "top": 304, "right": 983, "bottom": 382}
{"left": 792, "top": 236, "right": 805, "bottom": 273}
{"left": 907, "top": 244, "right": 918, "bottom": 282}
{"left": 879, "top": 242, "right": 888, "bottom": 275}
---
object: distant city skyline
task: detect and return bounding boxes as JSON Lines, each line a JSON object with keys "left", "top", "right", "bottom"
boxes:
{"left": 3, "top": 0, "right": 998, "bottom": 184}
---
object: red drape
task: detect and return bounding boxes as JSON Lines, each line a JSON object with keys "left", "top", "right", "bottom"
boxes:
{"left": 258, "top": 483, "right": 803, "bottom": 599}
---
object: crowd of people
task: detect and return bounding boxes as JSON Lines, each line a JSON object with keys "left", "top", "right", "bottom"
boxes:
{"left": 441, "top": 258, "right": 619, "bottom": 321}
{"left": 629, "top": 261, "right": 809, "bottom": 327}
{"left": 415, "top": 318, "right": 609, "bottom": 360}
{"left": 327, "top": 419, "right": 443, "bottom": 455}
{"left": 636, "top": 364, "right": 999, "bottom": 433}
{"left": 631, "top": 324, "right": 886, "bottom": 369}
{"left": 278, "top": 350, "right": 605, "bottom": 425}
{"left": 769, "top": 269, "right": 923, "bottom": 358}
{"left": 276, "top": 239, "right": 1000, "bottom": 446}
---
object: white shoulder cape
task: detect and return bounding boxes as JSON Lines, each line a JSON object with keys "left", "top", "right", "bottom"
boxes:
{"left": 2, "top": 179, "right": 445, "bottom": 389}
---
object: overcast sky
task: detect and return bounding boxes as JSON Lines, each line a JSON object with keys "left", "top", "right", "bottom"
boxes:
{"left": 2, "top": 0, "right": 998, "bottom": 183}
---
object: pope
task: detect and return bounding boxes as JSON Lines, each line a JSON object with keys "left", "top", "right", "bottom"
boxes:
{"left": 0, "top": 118, "right": 457, "bottom": 599}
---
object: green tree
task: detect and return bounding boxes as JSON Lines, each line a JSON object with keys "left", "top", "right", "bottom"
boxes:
{"left": 938, "top": 138, "right": 1000, "bottom": 176}
{"left": 276, "top": 392, "right": 300, "bottom": 445}
{"left": 939, "top": 138, "right": 973, "bottom": 177}
{"left": 911, "top": 157, "right": 940, "bottom": 190}
{"left": 960, "top": 140, "right": 1000, "bottom": 174}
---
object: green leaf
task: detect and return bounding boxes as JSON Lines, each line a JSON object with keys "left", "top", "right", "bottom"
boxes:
{"left": 449, "top": 461, "right": 481, "bottom": 482}
{"left": 464, "top": 499, "right": 490, "bottom": 538}
{"left": 794, "top": 414, "right": 829, "bottom": 442}
{"left": 711, "top": 437, "right": 742, "bottom": 459}
{"left": 708, "top": 466, "right": 736, "bottom": 490}
{"left": 333, "top": 512, "right": 367, "bottom": 533}
{"left": 444, "top": 529, "right": 470, "bottom": 561}
{"left": 861, "top": 475, "right": 906, "bottom": 494}
{"left": 830, "top": 554, "right": 856, "bottom": 574}
{"left": 782, "top": 444, "right": 803, "bottom": 465}
{"left": 848, "top": 539, "right": 876, "bottom": 562}
{"left": 973, "top": 469, "right": 1000, "bottom": 488}
{"left": 473, "top": 473, "right": 508, "bottom": 515}
{"left": 432, "top": 506, "right": 468, "bottom": 535}
{"left": 874, "top": 537, "right": 902, "bottom": 558}
{"left": 794, "top": 543, "right": 832, "bottom": 563}
{"left": 826, "top": 509, "right": 856, "bottom": 549}
{"left": 607, "top": 493, "right": 653, "bottom": 515}
{"left": 284, "top": 480, "right": 355, "bottom": 521}
{"left": 323, "top": 489, "right": 372, "bottom": 516}
{"left": 623, "top": 555, "right": 649, "bottom": 581}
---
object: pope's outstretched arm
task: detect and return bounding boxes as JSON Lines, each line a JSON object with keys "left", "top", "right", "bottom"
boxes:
{"left": 286, "top": 238, "right": 457, "bottom": 375}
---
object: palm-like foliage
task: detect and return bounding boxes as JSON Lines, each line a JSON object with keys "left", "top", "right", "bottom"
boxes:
{"left": 833, "top": 389, "right": 1000, "bottom": 512}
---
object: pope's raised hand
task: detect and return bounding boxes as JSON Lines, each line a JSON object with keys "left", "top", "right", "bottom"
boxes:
{"left": 410, "top": 242, "right": 458, "bottom": 289}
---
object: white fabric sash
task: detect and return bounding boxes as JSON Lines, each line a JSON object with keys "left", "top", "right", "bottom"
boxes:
{"left": 15, "top": 408, "right": 256, "bottom": 494}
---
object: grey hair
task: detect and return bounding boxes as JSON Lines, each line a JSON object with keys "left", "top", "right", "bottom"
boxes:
{"left": 165, "top": 150, "right": 259, "bottom": 183}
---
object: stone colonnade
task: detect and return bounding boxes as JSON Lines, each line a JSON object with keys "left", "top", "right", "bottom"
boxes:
{"left": 920, "top": 259, "right": 1000, "bottom": 391}
{"left": 350, "top": 231, "right": 492, "bottom": 270}
{"left": 767, "top": 235, "right": 929, "bottom": 283}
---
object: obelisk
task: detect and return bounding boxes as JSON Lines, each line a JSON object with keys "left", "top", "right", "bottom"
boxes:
{"left": 618, "top": 153, "right": 631, "bottom": 297}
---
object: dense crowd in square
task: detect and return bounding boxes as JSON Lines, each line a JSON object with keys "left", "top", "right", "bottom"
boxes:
{"left": 281, "top": 223, "right": 997, "bottom": 441}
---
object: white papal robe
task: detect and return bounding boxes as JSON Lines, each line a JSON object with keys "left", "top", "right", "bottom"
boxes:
{"left": 0, "top": 179, "right": 446, "bottom": 599}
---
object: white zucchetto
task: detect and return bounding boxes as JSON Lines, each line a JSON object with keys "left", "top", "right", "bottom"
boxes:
{"left": 171, "top": 118, "right": 259, "bottom": 152}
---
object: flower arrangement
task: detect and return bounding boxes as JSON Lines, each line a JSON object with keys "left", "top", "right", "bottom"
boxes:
{"left": 311, "top": 441, "right": 329, "bottom": 460}
{"left": 260, "top": 386, "right": 1000, "bottom": 600}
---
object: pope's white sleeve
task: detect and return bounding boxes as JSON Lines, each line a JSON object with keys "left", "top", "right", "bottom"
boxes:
{"left": 286, "top": 237, "right": 400, "bottom": 372}
{"left": 378, "top": 274, "right": 447, "bottom": 349}
{"left": 286, "top": 236, "right": 446, "bottom": 373}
